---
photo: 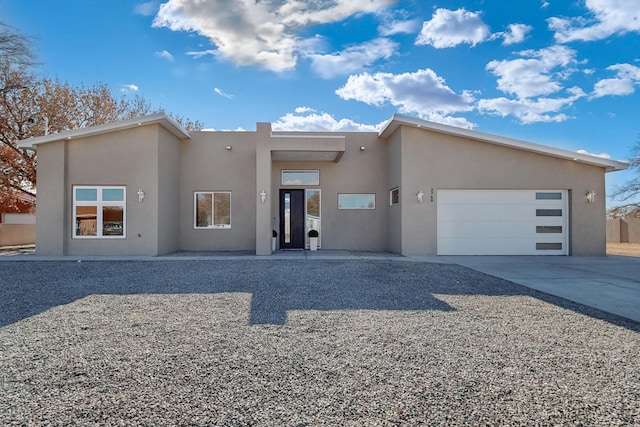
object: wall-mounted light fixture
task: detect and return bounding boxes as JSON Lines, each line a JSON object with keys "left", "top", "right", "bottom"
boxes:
{"left": 137, "top": 189, "right": 145, "bottom": 203}
{"left": 225, "top": 145, "right": 232, "bottom": 150}
{"left": 359, "top": 146, "right": 366, "bottom": 151}
{"left": 417, "top": 190, "right": 425, "bottom": 203}
{"left": 259, "top": 190, "right": 267, "bottom": 203}
{"left": 586, "top": 190, "right": 596, "bottom": 204}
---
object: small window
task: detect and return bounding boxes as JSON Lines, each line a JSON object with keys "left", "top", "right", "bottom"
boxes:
{"left": 194, "top": 191, "right": 231, "bottom": 229}
{"left": 282, "top": 170, "right": 319, "bottom": 186}
{"left": 536, "top": 226, "right": 563, "bottom": 234}
{"left": 390, "top": 188, "right": 399, "bottom": 206}
{"left": 338, "top": 194, "right": 376, "bottom": 210}
{"left": 536, "top": 192, "right": 562, "bottom": 200}
{"left": 73, "top": 186, "right": 125, "bottom": 238}
{"left": 536, "top": 209, "right": 562, "bottom": 217}
{"left": 536, "top": 243, "right": 562, "bottom": 250}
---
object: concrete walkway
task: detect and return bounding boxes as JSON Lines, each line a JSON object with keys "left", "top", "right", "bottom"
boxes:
{"left": 442, "top": 255, "right": 640, "bottom": 324}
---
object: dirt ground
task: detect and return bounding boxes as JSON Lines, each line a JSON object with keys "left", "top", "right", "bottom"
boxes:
{"left": 607, "top": 243, "right": 640, "bottom": 257}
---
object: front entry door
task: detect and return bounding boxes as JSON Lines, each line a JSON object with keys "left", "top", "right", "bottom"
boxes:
{"left": 280, "top": 189, "right": 305, "bottom": 249}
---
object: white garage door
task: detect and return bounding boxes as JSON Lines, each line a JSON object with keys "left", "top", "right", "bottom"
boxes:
{"left": 437, "top": 190, "right": 568, "bottom": 255}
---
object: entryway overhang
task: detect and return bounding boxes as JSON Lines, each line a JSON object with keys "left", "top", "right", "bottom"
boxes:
{"left": 269, "top": 134, "right": 346, "bottom": 162}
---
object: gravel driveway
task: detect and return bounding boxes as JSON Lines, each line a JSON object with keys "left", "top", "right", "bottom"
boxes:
{"left": 1, "top": 259, "right": 639, "bottom": 426}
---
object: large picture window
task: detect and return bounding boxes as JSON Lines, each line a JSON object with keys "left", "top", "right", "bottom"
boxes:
{"left": 73, "top": 186, "right": 125, "bottom": 238}
{"left": 194, "top": 191, "right": 231, "bottom": 229}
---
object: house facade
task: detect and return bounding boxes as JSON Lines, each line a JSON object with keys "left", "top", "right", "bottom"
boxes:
{"left": 19, "top": 113, "right": 627, "bottom": 257}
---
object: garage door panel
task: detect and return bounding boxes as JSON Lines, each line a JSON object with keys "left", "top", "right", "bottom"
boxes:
{"left": 438, "top": 220, "right": 540, "bottom": 238}
{"left": 437, "top": 190, "right": 568, "bottom": 256}
{"left": 438, "top": 190, "right": 535, "bottom": 204}
{"left": 438, "top": 204, "right": 536, "bottom": 221}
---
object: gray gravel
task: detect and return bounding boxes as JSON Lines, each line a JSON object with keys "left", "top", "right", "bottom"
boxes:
{"left": 1, "top": 259, "right": 639, "bottom": 426}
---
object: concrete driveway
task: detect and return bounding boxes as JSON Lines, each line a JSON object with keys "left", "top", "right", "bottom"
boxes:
{"left": 443, "top": 255, "right": 640, "bottom": 323}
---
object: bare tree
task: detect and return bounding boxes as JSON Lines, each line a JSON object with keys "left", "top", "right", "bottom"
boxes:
{"left": 0, "top": 23, "right": 203, "bottom": 213}
{"left": 610, "top": 137, "right": 640, "bottom": 218}
{"left": 0, "top": 22, "right": 36, "bottom": 69}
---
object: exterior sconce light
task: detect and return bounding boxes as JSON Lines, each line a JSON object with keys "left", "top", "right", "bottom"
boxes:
{"left": 137, "top": 189, "right": 145, "bottom": 203}
{"left": 586, "top": 190, "right": 596, "bottom": 204}
{"left": 417, "top": 190, "right": 424, "bottom": 203}
{"left": 225, "top": 145, "right": 232, "bottom": 150}
{"left": 360, "top": 146, "right": 366, "bottom": 151}
{"left": 260, "top": 190, "right": 267, "bottom": 203}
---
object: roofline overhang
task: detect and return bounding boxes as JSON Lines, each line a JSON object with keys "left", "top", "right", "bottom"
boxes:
{"left": 17, "top": 113, "right": 191, "bottom": 150}
{"left": 379, "top": 114, "right": 629, "bottom": 173}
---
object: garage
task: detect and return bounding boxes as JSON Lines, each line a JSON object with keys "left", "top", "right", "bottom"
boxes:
{"left": 437, "top": 190, "right": 568, "bottom": 255}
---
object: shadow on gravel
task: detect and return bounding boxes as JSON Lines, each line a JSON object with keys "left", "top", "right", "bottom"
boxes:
{"left": 2, "top": 260, "right": 639, "bottom": 330}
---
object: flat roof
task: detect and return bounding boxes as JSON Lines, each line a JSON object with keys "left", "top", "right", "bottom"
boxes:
{"left": 18, "top": 113, "right": 191, "bottom": 149}
{"left": 379, "top": 114, "right": 628, "bottom": 172}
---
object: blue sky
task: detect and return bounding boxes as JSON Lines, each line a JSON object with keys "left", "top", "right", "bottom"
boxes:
{"left": 2, "top": 0, "right": 639, "bottom": 201}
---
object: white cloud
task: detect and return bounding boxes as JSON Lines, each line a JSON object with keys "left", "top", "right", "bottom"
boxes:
{"left": 335, "top": 68, "right": 476, "bottom": 128}
{"left": 499, "top": 23, "right": 532, "bottom": 45}
{"left": 272, "top": 109, "right": 382, "bottom": 132}
{"left": 477, "top": 87, "right": 586, "bottom": 124}
{"left": 186, "top": 49, "right": 217, "bottom": 59}
{"left": 592, "top": 78, "right": 635, "bottom": 98}
{"left": 120, "top": 83, "right": 139, "bottom": 93}
{"left": 376, "top": 9, "right": 421, "bottom": 36}
{"left": 214, "top": 87, "right": 234, "bottom": 99}
{"left": 416, "top": 8, "right": 490, "bottom": 48}
{"left": 152, "top": 0, "right": 394, "bottom": 72}
{"left": 308, "top": 38, "right": 398, "bottom": 79}
{"left": 549, "top": 0, "right": 640, "bottom": 43}
{"left": 485, "top": 45, "right": 579, "bottom": 99}
{"left": 155, "top": 50, "right": 174, "bottom": 61}
{"left": 576, "top": 149, "right": 611, "bottom": 159}
{"left": 591, "top": 63, "right": 640, "bottom": 98}
{"left": 134, "top": 1, "right": 158, "bottom": 16}
{"left": 294, "top": 106, "right": 315, "bottom": 114}
{"left": 479, "top": 45, "right": 589, "bottom": 123}
{"left": 541, "top": 1, "right": 550, "bottom": 8}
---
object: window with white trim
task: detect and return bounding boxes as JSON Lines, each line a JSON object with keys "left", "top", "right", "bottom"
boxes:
{"left": 194, "top": 191, "right": 231, "bottom": 229}
{"left": 73, "top": 186, "right": 126, "bottom": 238}
{"left": 390, "top": 187, "right": 399, "bottom": 206}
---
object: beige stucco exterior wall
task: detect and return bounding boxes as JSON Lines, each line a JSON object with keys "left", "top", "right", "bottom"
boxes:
{"left": 179, "top": 130, "right": 258, "bottom": 252}
{"left": 0, "top": 224, "right": 35, "bottom": 246}
{"left": 395, "top": 125, "right": 607, "bottom": 256}
{"left": 386, "top": 129, "right": 403, "bottom": 254}
{"left": 35, "top": 141, "right": 67, "bottom": 255}
{"left": 269, "top": 132, "right": 388, "bottom": 252}
{"left": 65, "top": 126, "right": 163, "bottom": 256}
{"left": 32, "top": 118, "right": 613, "bottom": 257}
{"left": 157, "top": 126, "right": 182, "bottom": 255}
{"left": 34, "top": 124, "right": 185, "bottom": 256}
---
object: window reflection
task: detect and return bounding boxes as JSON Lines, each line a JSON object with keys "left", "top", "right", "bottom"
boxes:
{"left": 306, "top": 189, "right": 320, "bottom": 248}
{"left": 284, "top": 193, "right": 291, "bottom": 243}
{"left": 282, "top": 170, "right": 320, "bottom": 186}
{"left": 75, "top": 206, "right": 97, "bottom": 236}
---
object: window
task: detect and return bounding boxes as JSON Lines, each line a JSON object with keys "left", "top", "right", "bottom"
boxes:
{"left": 536, "top": 192, "right": 562, "bottom": 200}
{"left": 536, "top": 226, "right": 563, "bottom": 234}
{"left": 390, "top": 188, "right": 399, "bottom": 206}
{"left": 73, "top": 186, "right": 125, "bottom": 238}
{"left": 338, "top": 194, "right": 375, "bottom": 210}
{"left": 536, "top": 209, "right": 563, "bottom": 217}
{"left": 194, "top": 192, "right": 231, "bottom": 229}
{"left": 306, "top": 189, "right": 321, "bottom": 249}
{"left": 282, "top": 170, "right": 319, "bottom": 186}
{"left": 536, "top": 243, "right": 562, "bottom": 250}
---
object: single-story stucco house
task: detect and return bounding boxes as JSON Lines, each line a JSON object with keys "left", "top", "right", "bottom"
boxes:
{"left": 18, "top": 113, "right": 627, "bottom": 257}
